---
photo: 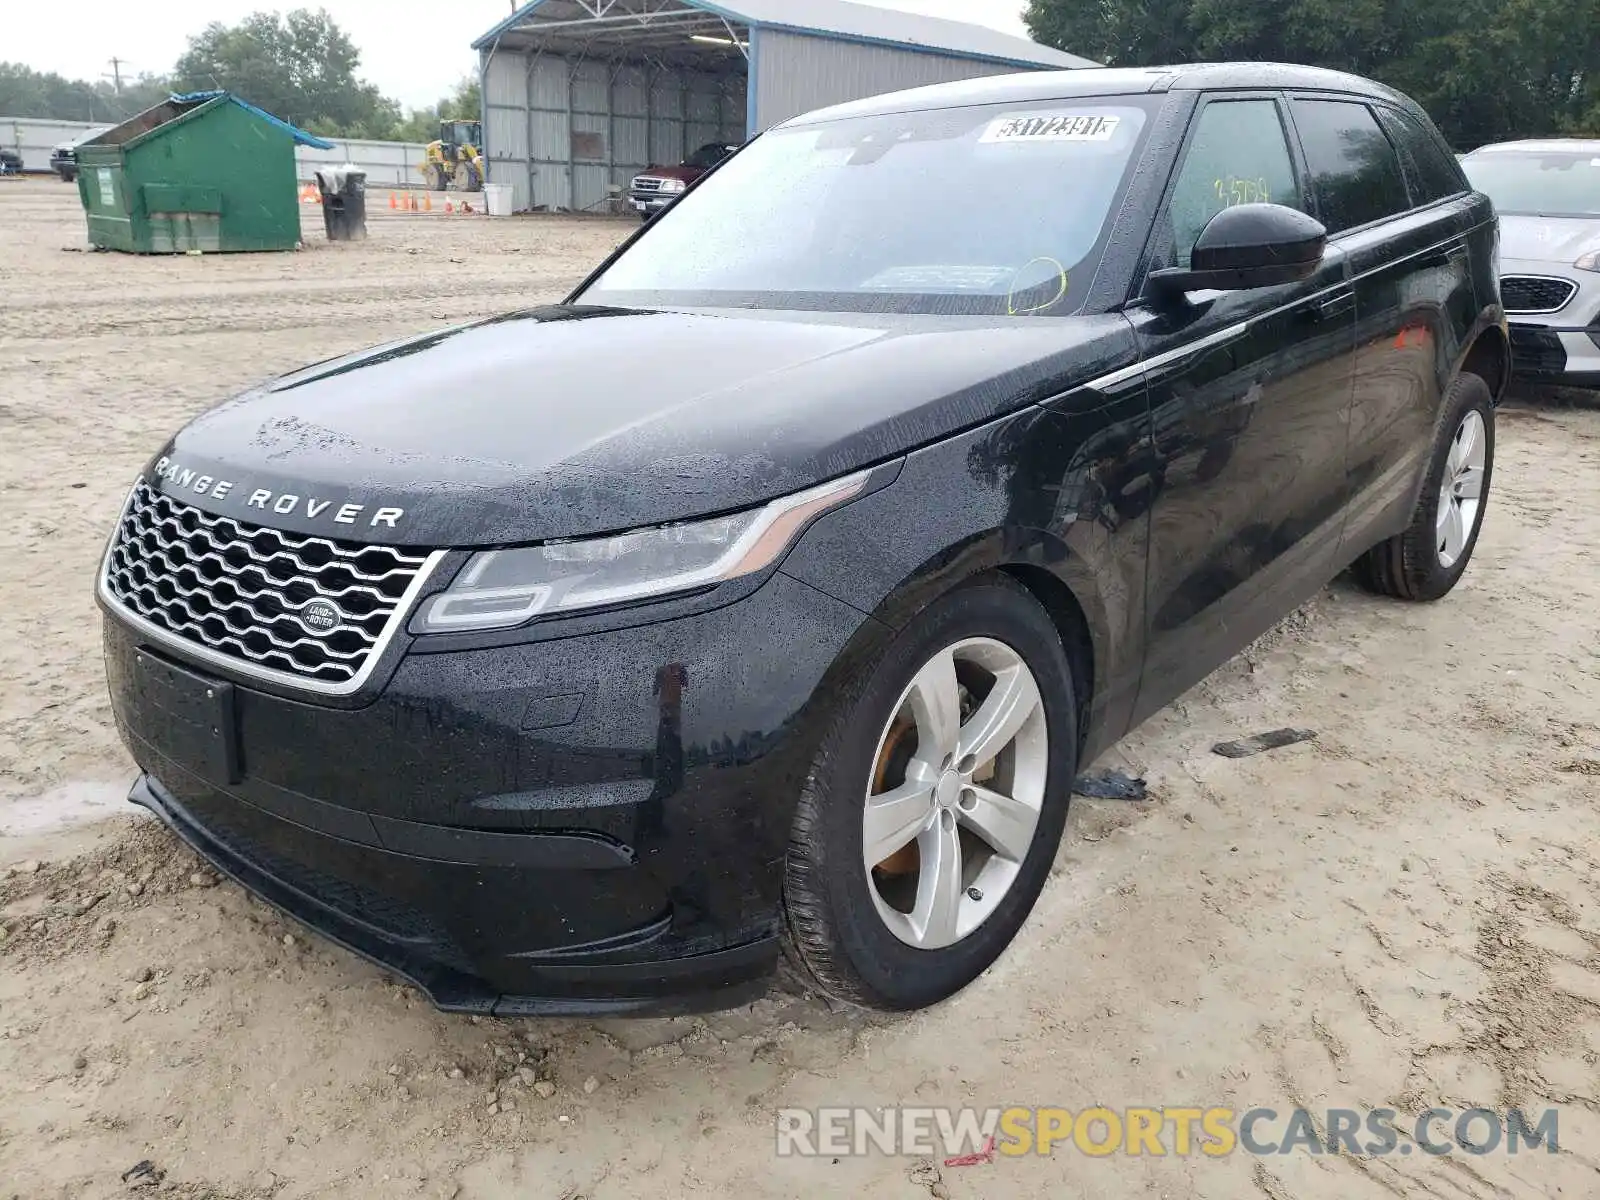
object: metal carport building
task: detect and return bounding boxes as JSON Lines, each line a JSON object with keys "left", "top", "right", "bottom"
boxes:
{"left": 473, "top": 0, "right": 1094, "bottom": 212}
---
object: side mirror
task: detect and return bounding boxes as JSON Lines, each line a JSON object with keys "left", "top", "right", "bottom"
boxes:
{"left": 1148, "top": 204, "right": 1327, "bottom": 300}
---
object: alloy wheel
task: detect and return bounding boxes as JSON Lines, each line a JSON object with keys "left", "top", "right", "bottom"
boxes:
{"left": 1437, "top": 409, "right": 1486, "bottom": 568}
{"left": 862, "top": 637, "right": 1049, "bottom": 950}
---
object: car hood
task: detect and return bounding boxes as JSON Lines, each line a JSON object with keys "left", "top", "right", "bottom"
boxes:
{"left": 636, "top": 165, "right": 700, "bottom": 182}
{"left": 1498, "top": 213, "right": 1600, "bottom": 264}
{"left": 150, "top": 305, "right": 1134, "bottom": 547}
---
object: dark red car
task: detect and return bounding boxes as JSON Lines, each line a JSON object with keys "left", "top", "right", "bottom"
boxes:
{"left": 629, "top": 142, "right": 739, "bottom": 220}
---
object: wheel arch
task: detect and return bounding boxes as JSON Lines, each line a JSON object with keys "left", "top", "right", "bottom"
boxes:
{"left": 1459, "top": 320, "right": 1510, "bottom": 403}
{"left": 835, "top": 526, "right": 1110, "bottom": 759}
{"left": 998, "top": 562, "right": 1096, "bottom": 757}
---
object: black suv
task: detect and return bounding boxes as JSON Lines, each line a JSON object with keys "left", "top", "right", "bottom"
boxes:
{"left": 50, "top": 141, "right": 81, "bottom": 182}
{"left": 98, "top": 64, "right": 1505, "bottom": 1016}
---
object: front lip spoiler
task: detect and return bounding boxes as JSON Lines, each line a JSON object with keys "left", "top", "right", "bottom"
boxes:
{"left": 128, "top": 774, "right": 777, "bottom": 1016}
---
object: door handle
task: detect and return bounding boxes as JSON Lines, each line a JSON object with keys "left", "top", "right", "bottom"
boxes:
{"left": 1313, "top": 291, "right": 1355, "bottom": 320}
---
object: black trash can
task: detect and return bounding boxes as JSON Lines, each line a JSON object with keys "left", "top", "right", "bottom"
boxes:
{"left": 315, "top": 167, "right": 368, "bottom": 242}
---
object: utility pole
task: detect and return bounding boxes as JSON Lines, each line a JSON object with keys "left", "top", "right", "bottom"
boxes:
{"left": 106, "top": 58, "right": 126, "bottom": 93}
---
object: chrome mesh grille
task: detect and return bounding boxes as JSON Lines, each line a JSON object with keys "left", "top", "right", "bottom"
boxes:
{"left": 104, "top": 481, "right": 431, "bottom": 686}
{"left": 1501, "top": 275, "right": 1577, "bottom": 314}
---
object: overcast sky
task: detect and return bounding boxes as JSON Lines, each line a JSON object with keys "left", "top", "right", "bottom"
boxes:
{"left": 9, "top": 1, "right": 1033, "bottom": 110}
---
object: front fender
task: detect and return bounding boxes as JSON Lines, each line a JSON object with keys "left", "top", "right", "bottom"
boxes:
{"left": 780, "top": 402, "right": 1151, "bottom": 759}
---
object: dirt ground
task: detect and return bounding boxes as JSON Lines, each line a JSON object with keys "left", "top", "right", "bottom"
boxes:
{"left": 1, "top": 175, "right": 1598, "bottom": 1199}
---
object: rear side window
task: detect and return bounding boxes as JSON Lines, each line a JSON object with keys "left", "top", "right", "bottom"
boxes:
{"left": 1166, "top": 99, "right": 1301, "bottom": 267}
{"left": 1376, "top": 107, "right": 1468, "bottom": 204}
{"left": 1292, "top": 100, "right": 1410, "bottom": 233}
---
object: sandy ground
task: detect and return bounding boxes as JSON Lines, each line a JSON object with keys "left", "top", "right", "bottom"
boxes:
{"left": 1, "top": 175, "right": 1598, "bottom": 1198}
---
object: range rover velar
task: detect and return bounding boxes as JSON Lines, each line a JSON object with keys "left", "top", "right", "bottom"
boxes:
{"left": 98, "top": 64, "right": 1507, "bottom": 1015}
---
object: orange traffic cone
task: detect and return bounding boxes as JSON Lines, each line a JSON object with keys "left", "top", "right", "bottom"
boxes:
{"left": 389, "top": 192, "right": 399, "bottom": 209}
{"left": 423, "top": 193, "right": 433, "bottom": 213}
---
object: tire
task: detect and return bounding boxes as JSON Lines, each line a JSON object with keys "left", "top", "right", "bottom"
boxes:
{"left": 780, "top": 573, "right": 1077, "bottom": 1011}
{"left": 1352, "top": 372, "right": 1494, "bottom": 602}
{"left": 457, "top": 161, "right": 483, "bottom": 192}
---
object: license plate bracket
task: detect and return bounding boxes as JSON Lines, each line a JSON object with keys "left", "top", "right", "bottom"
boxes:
{"left": 131, "top": 650, "right": 240, "bottom": 784}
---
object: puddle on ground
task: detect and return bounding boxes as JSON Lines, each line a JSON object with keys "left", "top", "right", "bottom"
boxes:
{"left": 0, "top": 778, "right": 140, "bottom": 837}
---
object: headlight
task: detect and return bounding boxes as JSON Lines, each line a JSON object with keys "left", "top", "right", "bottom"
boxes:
{"left": 1575, "top": 250, "right": 1600, "bottom": 273}
{"left": 416, "top": 470, "right": 871, "bottom": 633}
{"left": 659, "top": 178, "right": 687, "bottom": 194}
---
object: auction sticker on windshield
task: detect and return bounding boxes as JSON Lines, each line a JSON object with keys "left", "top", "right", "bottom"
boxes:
{"left": 980, "top": 114, "right": 1121, "bottom": 144}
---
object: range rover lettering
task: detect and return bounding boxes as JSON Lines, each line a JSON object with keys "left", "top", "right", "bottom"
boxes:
{"left": 98, "top": 65, "right": 1506, "bottom": 1015}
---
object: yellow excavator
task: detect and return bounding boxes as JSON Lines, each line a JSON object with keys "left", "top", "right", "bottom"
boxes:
{"left": 420, "top": 120, "right": 484, "bottom": 192}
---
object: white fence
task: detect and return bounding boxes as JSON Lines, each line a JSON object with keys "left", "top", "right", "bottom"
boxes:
{"left": 1, "top": 117, "right": 110, "bottom": 171}
{"left": 1, "top": 116, "right": 430, "bottom": 187}
{"left": 296, "top": 137, "right": 431, "bottom": 187}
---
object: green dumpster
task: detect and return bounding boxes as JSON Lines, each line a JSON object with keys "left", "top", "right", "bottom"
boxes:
{"left": 74, "top": 91, "right": 335, "bottom": 253}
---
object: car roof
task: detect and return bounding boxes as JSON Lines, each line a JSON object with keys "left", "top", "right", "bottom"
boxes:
{"left": 1464, "top": 138, "right": 1600, "bottom": 156}
{"left": 784, "top": 62, "right": 1410, "bottom": 127}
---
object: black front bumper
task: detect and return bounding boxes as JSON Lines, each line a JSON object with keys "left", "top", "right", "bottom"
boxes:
{"left": 1509, "top": 322, "right": 1600, "bottom": 389}
{"left": 128, "top": 773, "right": 773, "bottom": 1014}
{"left": 104, "top": 570, "right": 875, "bottom": 1015}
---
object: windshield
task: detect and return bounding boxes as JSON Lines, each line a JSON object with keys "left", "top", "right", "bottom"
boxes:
{"left": 1462, "top": 149, "right": 1600, "bottom": 218}
{"left": 582, "top": 98, "right": 1155, "bottom": 317}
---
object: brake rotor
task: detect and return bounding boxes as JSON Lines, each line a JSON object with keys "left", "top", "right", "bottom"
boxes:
{"left": 871, "top": 714, "right": 921, "bottom": 876}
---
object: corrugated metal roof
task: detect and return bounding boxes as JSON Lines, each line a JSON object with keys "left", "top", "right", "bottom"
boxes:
{"left": 475, "top": 0, "right": 1095, "bottom": 69}
{"left": 713, "top": 0, "right": 1092, "bottom": 67}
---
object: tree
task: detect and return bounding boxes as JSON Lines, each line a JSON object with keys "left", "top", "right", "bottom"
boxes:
{"left": 1024, "top": 0, "right": 1600, "bottom": 148}
{"left": 393, "top": 76, "right": 482, "bottom": 144}
{"left": 439, "top": 75, "right": 480, "bottom": 123}
{"left": 171, "top": 8, "right": 400, "bottom": 138}
{"left": 0, "top": 63, "right": 171, "bottom": 123}
{"left": 1024, "top": 0, "right": 1196, "bottom": 73}
{"left": 3, "top": 10, "right": 455, "bottom": 139}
